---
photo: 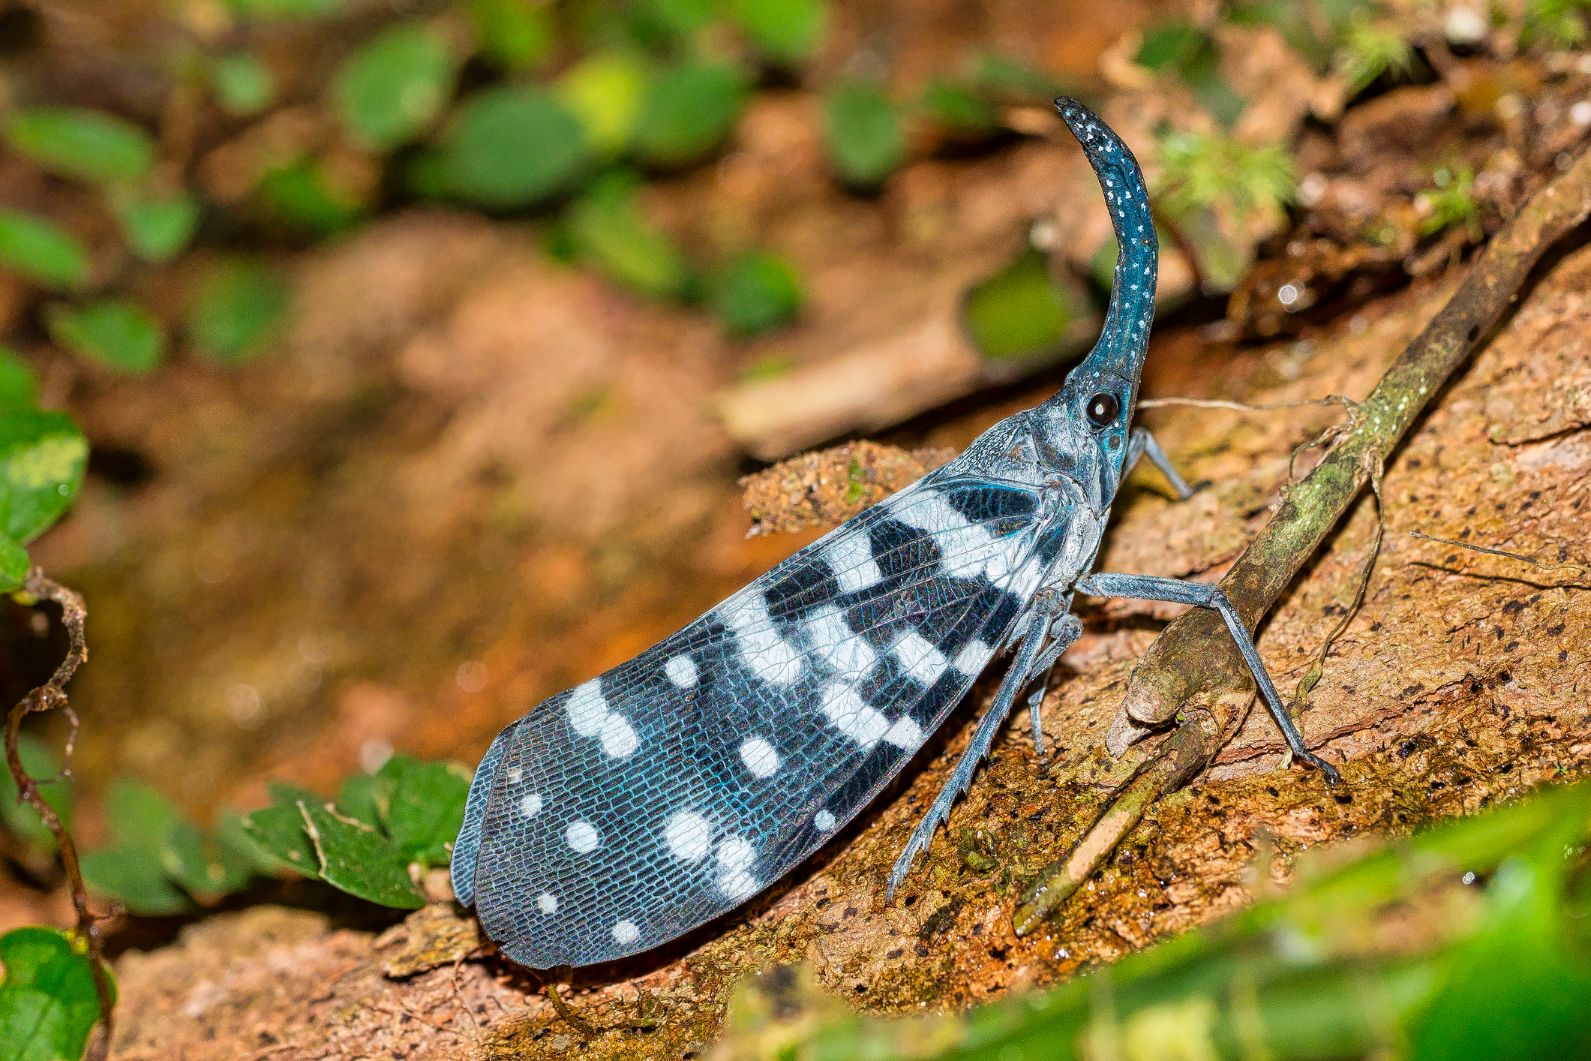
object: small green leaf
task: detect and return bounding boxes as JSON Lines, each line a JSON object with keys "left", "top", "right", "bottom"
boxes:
{"left": 114, "top": 191, "right": 200, "bottom": 263}
{"left": 333, "top": 23, "right": 456, "bottom": 152}
{"left": 1135, "top": 21, "right": 1206, "bottom": 71}
{"left": 210, "top": 52, "right": 276, "bottom": 116}
{"left": 712, "top": 251, "right": 804, "bottom": 336}
{"left": 634, "top": 60, "right": 749, "bottom": 168}
{"left": 466, "top": 0, "right": 553, "bottom": 71}
{"left": 0, "top": 927, "right": 113, "bottom": 1061}
{"left": 335, "top": 771, "right": 382, "bottom": 829}
{"left": 919, "top": 77, "right": 1001, "bottom": 136}
{"left": 0, "top": 536, "right": 26, "bottom": 592}
{"left": 300, "top": 801, "right": 426, "bottom": 908}
{"left": 80, "top": 845, "right": 194, "bottom": 916}
{"left": 226, "top": 0, "right": 343, "bottom": 19}
{"left": 375, "top": 756, "right": 470, "bottom": 866}
{"left": 638, "top": 0, "right": 715, "bottom": 38}
{"left": 186, "top": 259, "right": 289, "bottom": 363}
{"left": 4, "top": 106, "right": 156, "bottom": 186}
{"left": 558, "top": 50, "right": 652, "bottom": 158}
{"left": 437, "top": 86, "right": 590, "bottom": 208}
{"left": 823, "top": 81, "right": 904, "bottom": 190}
{"left": 0, "top": 348, "right": 39, "bottom": 412}
{"left": 725, "top": 0, "right": 827, "bottom": 64}
{"left": 0, "top": 732, "right": 71, "bottom": 851}
{"left": 565, "top": 174, "right": 695, "bottom": 300}
{"left": 0, "top": 408, "right": 88, "bottom": 546}
{"left": 0, "top": 210, "right": 90, "bottom": 290}
{"left": 104, "top": 779, "right": 181, "bottom": 850}
{"left": 241, "top": 801, "right": 319, "bottom": 876}
{"left": 962, "top": 246, "right": 1085, "bottom": 363}
{"left": 44, "top": 299, "right": 166, "bottom": 374}
{"left": 215, "top": 806, "right": 282, "bottom": 878}
{"left": 254, "top": 158, "right": 364, "bottom": 236}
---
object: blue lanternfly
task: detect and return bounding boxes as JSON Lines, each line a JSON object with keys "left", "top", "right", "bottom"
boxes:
{"left": 452, "top": 99, "right": 1340, "bottom": 970}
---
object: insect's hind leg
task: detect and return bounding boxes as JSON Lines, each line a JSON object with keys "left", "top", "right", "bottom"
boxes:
{"left": 1076, "top": 572, "right": 1342, "bottom": 784}
{"left": 1126, "top": 427, "right": 1195, "bottom": 500}
{"left": 1022, "top": 614, "right": 1084, "bottom": 758}
{"left": 887, "top": 611, "right": 1082, "bottom": 896}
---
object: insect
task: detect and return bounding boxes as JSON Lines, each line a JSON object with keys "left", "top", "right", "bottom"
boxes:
{"left": 452, "top": 98, "right": 1341, "bottom": 971}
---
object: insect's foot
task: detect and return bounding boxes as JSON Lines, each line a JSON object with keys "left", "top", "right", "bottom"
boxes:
{"left": 886, "top": 836, "right": 928, "bottom": 899}
{"left": 1300, "top": 750, "right": 1343, "bottom": 786}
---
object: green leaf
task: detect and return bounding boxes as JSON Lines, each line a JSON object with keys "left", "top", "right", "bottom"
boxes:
{"left": 565, "top": 173, "right": 695, "bottom": 300}
{"left": 0, "top": 732, "right": 72, "bottom": 852}
{"left": 712, "top": 251, "right": 804, "bottom": 336}
{"left": 215, "top": 806, "right": 282, "bottom": 878}
{"left": 823, "top": 81, "right": 905, "bottom": 190}
{"left": 634, "top": 60, "right": 749, "bottom": 168}
{"left": 437, "top": 86, "right": 590, "bottom": 208}
{"left": 79, "top": 845, "right": 194, "bottom": 916}
{"left": 374, "top": 756, "right": 470, "bottom": 866}
{"left": 299, "top": 801, "right": 425, "bottom": 908}
{"left": 0, "top": 927, "right": 113, "bottom": 1061}
{"left": 104, "top": 779, "right": 181, "bottom": 850}
{"left": 0, "top": 408, "right": 88, "bottom": 546}
{"left": 333, "top": 23, "right": 456, "bottom": 152}
{"left": 335, "top": 771, "right": 381, "bottom": 828}
{"left": 725, "top": 0, "right": 827, "bottom": 64}
{"left": 225, "top": 0, "right": 342, "bottom": 19}
{"left": 3, "top": 107, "right": 156, "bottom": 186}
{"left": 637, "top": 0, "right": 715, "bottom": 38}
{"left": 186, "top": 259, "right": 289, "bottom": 363}
{"left": 918, "top": 77, "right": 1001, "bottom": 136}
{"left": 558, "top": 50, "right": 652, "bottom": 158}
{"left": 466, "top": 0, "right": 553, "bottom": 71}
{"left": 0, "top": 210, "right": 90, "bottom": 291}
{"left": 1134, "top": 21, "right": 1206, "bottom": 71}
{"left": 210, "top": 52, "right": 276, "bottom": 116}
{"left": 254, "top": 158, "right": 364, "bottom": 236}
{"left": 44, "top": 299, "right": 167, "bottom": 374}
{"left": 0, "top": 536, "right": 25, "bottom": 592}
{"left": 241, "top": 801, "right": 320, "bottom": 876}
{"left": 113, "top": 191, "right": 200, "bottom": 263}
{"left": 962, "top": 246, "right": 1086, "bottom": 363}
{"left": 0, "top": 348, "right": 39, "bottom": 413}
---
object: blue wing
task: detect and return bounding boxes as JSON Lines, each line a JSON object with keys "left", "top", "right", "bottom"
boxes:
{"left": 454, "top": 473, "right": 1061, "bottom": 968}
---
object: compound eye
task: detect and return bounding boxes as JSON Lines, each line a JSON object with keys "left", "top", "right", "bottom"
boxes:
{"left": 1085, "top": 392, "right": 1120, "bottom": 429}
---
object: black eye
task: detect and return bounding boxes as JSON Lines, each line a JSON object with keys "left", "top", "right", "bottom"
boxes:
{"left": 1085, "top": 392, "right": 1119, "bottom": 429}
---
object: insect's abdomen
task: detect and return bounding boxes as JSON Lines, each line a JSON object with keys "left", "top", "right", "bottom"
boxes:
{"left": 454, "top": 477, "right": 1063, "bottom": 968}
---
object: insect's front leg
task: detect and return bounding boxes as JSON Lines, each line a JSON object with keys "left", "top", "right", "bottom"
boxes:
{"left": 1125, "top": 426, "right": 1195, "bottom": 500}
{"left": 1075, "top": 572, "right": 1342, "bottom": 784}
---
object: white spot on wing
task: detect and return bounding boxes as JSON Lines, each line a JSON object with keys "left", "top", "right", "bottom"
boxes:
{"left": 664, "top": 655, "right": 698, "bottom": 687}
{"left": 612, "top": 919, "right": 640, "bottom": 945}
{"left": 814, "top": 810, "right": 836, "bottom": 832}
{"left": 805, "top": 605, "right": 874, "bottom": 676}
{"left": 537, "top": 892, "right": 557, "bottom": 914}
{"left": 664, "top": 810, "right": 713, "bottom": 862}
{"left": 720, "top": 594, "right": 804, "bottom": 685}
{"left": 825, "top": 531, "right": 883, "bottom": 594}
{"left": 518, "top": 793, "right": 543, "bottom": 818}
{"left": 821, "top": 685, "right": 890, "bottom": 748}
{"left": 954, "top": 640, "right": 992, "bottom": 675}
{"left": 566, "top": 820, "right": 600, "bottom": 853}
{"left": 716, "top": 833, "right": 759, "bottom": 901}
{"left": 883, "top": 715, "right": 924, "bottom": 749}
{"left": 892, "top": 631, "right": 947, "bottom": 685}
{"left": 739, "top": 737, "right": 780, "bottom": 778}
{"left": 599, "top": 713, "right": 639, "bottom": 758}
{"left": 565, "top": 680, "right": 606, "bottom": 736}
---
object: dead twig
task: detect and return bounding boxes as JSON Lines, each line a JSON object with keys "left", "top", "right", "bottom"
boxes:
{"left": 2, "top": 569, "right": 114, "bottom": 1059}
{"left": 1015, "top": 137, "right": 1591, "bottom": 933}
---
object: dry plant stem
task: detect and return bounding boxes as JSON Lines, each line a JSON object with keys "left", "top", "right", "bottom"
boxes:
{"left": 1016, "top": 139, "right": 1591, "bottom": 934}
{"left": 2, "top": 569, "right": 114, "bottom": 1060}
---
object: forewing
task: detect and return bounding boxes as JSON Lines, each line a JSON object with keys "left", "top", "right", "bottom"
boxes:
{"left": 459, "top": 475, "right": 1059, "bottom": 968}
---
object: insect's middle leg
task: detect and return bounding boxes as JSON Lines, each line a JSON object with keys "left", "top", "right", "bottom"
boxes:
{"left": 887, "top": 610, "right": 1082, "bottom": 896}
{"left": 1076, "top": 572, "right": 1342, "bottom": 784}
{"left": 1126, "top": 426, "right": 1195, "bottom": 500}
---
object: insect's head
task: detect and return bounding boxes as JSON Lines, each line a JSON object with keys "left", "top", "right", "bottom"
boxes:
{"left": 1034, "top": 98, "right": 1157, "bottom": 505}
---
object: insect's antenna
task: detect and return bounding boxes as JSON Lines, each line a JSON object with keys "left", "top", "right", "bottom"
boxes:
{"left": 1053, "top": 98, "right": 1158, "bottom": 403}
